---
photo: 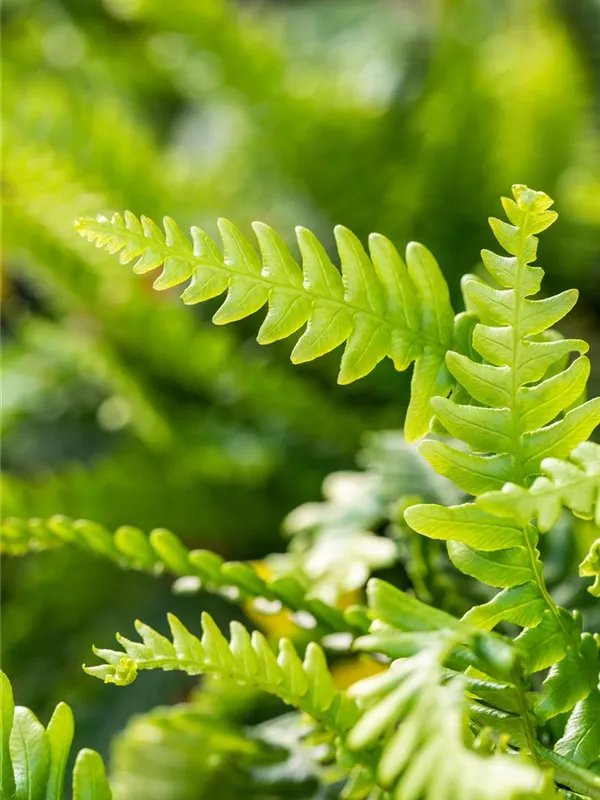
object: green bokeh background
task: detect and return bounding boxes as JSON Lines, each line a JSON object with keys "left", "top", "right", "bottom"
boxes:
{"left": 2, "top": 0, "right": 600, "bottom": 773}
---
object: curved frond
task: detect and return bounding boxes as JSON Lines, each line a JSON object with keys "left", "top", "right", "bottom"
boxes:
{"left": 84, "top": 612, "right": 358, "bottom": 737}
{"left": 0, "top": 516, "right": 361, "bottom": 636}
{"left": 1, "top": 671, "right": 111, "bottom": 800}
{"left": 75, "top": 213, "right": 457, "bottom": 440}
{"left": 478, "top": 442, "right": 600, "bottom": 531}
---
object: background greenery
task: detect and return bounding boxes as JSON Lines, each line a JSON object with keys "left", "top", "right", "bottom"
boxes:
{"left": 2, "top": 0, "right": 600, "bottom": 781}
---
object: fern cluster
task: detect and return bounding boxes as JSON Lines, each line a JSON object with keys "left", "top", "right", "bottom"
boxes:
{"left": 3, "top": 185, "right": 600, "bottom": 799}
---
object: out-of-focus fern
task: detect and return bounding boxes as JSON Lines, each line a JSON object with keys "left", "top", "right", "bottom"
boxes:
{"left": 76, "top": 212, "right": 457, "bottom": 440}
{"left": 0, "top": 516, "right": 361, "bottom": 637}
{"left": 276, "top": 431, "right": 461, "bottom": 604}
{"left": 1, "top": 671, "right": 111, "bottom": 800}
{"left": 109, "top": 702, "right": 338, "bottom": 800}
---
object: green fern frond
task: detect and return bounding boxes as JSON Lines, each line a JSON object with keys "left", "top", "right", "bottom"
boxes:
{"left": 75, "top": 212, "right": 457, "bottom": 440}
{"left": 477, "top": 442, "right": 600, "bottom": 531}
{"left": 346, "top": 647, "right": 542, "bottom": 800}
{"left": 580, "top": 538, "right": 600, "bottom": 597}
{"left": 356, "top": 580, "right": 600, "bottom": 796}
{"left": 419, "top": 185, "right": 600, "bottom": 495}
{"left": 1, "top": 671, "right": 111, "bottom": 800}
{"left": 84, "top": 612, "right": 359, "bottom": 737}
{"left": 0, "top": 516, "right": 361, "bottom": 636}
{"left": 404, "top": 186, "right": 600, "bottom": 723}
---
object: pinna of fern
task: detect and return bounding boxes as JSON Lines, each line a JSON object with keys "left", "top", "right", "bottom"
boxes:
{"left": 405, "top": 186, "right": 600, "bottom": 730}
{"left": 75, "top": 211, "right": 459, "bottom": 441}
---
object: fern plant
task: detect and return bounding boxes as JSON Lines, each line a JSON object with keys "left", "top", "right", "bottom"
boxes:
{"left": 3, "top": 185, "right": 600, "bottom": 799}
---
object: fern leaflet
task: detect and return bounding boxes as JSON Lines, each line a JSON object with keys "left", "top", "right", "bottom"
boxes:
{"left": 580, "top": 538, "right": 600, "bottom": 597}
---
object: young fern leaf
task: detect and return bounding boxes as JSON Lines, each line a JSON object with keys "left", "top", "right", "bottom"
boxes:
{"left": 0, "top": 516, "right": 361, "bottom": 635}
{"left": 84, "top": 613, "right": 357, "bottom": 730}
{"left": 0, "top": 671, "right": 111, "bottom": 800}
{"left": 478, "top": 442, "right": 600, "bottom": 530}
{"left": 75, "top": 213, "right": 456, "bottom": 440}
{"left": 85, "top": 613, "right": 380, "bottom": 792}
{"left": 405, "top": 186, "right": 600, "bottom": 723}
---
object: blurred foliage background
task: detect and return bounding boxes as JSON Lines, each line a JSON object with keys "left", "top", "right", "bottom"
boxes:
{"left": 2, "top": 0, "right": 600, "bottom": 777}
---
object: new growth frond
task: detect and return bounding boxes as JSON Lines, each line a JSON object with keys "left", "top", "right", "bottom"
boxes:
{"left": 405, "top": 186, "right": 600, "bottom": 725}
{"left": 84, "top": 612, "right": 358, "bottom": 737}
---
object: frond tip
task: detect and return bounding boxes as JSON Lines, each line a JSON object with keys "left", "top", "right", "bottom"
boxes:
{"left": 75, "top": 212, "right": 456, "bottom": 440}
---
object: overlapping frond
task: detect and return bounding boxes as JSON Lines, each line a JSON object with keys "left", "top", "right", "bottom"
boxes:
{"left": 1, "top": 671, "right": 111, "bottom": 800}
{"left": 75, "top": 212, "right": 457, "bottom": 440}
{"left": 0, "top": 516, "right": 360, "bottom": 636}
{"left": 346, "top": 644, "right": 541, "bottom": 800}
{"left": 355, "top": 580, "right": 600, "bottom": 794}
{"left": 478, "top": 442, "right": 600, "bottom": 530}
{"left": 405, "top": 186, "right": 600, "bottom": 723}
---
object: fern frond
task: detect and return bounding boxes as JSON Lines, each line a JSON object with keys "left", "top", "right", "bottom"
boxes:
{"left": 347, "top": 632, "right": 542, "bottom": 800}
{"left": 356, "top": 580, "right": 600, "bottom": 796}
{"left": 478, "top": 442, "right": 600, "bottom": 531}
{"left": 1, "top": 671, "right": 111, "bottom": 800}
{"left": 84, "top": 612, "right": 359, "bottom": 737}
{"left": 75, "top": 213, "right": 457, "bottom": 440}
{"left": 580, "top": 538, "right": 600, "bottom": 597}
{"left": 418, "top": 185, "right": 600, "bottom": 495}
{"left": 405, "top": 186, "right": 600, "bottom": 723}
{"left": 0, "top": 516, "right": 361, "bottom": 636}
{"left": 555, "top": 687, "right": 600, "bottom": 770}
